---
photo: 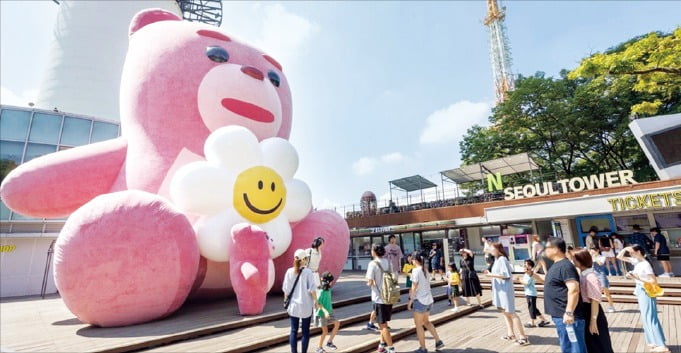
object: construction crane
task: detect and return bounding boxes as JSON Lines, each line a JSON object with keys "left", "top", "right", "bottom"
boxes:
{"left": 485, "top": 0, "right": 515, "bottom": 104}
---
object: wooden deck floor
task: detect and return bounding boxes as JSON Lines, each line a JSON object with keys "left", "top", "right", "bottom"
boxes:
{"left": 1, "top": 272, "right": 679, "bottom": 353}
{"left": 0, "top": 274, "right": 408, "bottom": 353}
{"left": 379, "top": 298, "right": 680, "bottom": 353}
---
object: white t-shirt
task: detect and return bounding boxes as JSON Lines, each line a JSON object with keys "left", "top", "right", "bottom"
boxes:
{"left": 282, "top": 267, "right": 316, "bottom": 318}
{"left": 306, "top": 248, "right": 322, "bottom": 272}
{"left": 613, "top": 238, "right": 623, "bottom": 252}
{"left": 411, "top": 266, "right": 434, "bottom": 305}
{"left": 366, "top": 258, "right": 391, "bottom": 304}
{"left": 632, "top": 258, "right": 655, "bottom": 286}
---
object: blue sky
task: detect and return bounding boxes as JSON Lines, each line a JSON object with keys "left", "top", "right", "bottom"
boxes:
{"left": 1, "top": 1, "right": 680, "bottom": 213}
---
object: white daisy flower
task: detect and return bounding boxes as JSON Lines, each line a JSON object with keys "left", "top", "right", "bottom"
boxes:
{"left": 170, "top": 126, "right": 312, "bottom": 262}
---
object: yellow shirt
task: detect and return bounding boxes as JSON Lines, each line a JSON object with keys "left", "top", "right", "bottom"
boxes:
{"left": 449, "top": 272, "right": 460, "bottom": 285}
{"left": 402, "top": 263, "right": 414, "bottom": 276}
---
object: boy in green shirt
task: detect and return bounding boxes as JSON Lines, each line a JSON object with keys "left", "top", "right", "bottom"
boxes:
{"left": 316, "top": 272, "right": 340, "bottom": 353}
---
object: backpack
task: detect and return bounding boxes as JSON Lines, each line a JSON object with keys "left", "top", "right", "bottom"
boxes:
{"left": 374, "top": 260, "right": 401, "bottom": 305}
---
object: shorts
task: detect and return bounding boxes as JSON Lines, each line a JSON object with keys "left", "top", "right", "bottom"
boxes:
{"left": 657, "top": 254, "right": 670, "bottom": 261}
{"left": 430, "top": 261, "right": 442, "bottom": 271}
{"left": 373, "top": 303, "right": 393, "bottom": 324}
{"left": 449, "top": 285, "right": 460, "bottom": 298}
{"left": 596, "top": 271, "right": 610, "bottom": 288}
{"left": 413, "top": 299, "right": 432, "bottom": 313}
{"left": 315, "top": 314, "right": 338, "bottom": 327}
{"left": 602, "top": 250, "right": 615, "bottom": 258}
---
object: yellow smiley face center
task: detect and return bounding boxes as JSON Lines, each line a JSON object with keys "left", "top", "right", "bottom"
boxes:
{"left": 233, "top": 166, "right": 287, "bottom": 223}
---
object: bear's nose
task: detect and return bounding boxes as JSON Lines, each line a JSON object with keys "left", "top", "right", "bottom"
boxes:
{"left": 241, "top": 66, "right": 264, "bottom": 81}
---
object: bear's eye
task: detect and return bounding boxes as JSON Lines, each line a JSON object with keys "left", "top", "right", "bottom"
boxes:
{"left": 267, "top": 71, "right": 280, "bottom": 87}
{"left": 206, "top": 46, "right": 229, "bottom": 63}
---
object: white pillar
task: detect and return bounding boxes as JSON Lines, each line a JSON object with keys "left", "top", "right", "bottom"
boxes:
{"left": 36, "top": 1, "right": 181, "bottom": 121}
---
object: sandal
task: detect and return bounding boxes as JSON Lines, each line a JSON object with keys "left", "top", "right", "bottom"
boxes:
{"left": 524, "top": 322, "right": 536, "bottom": 328}
{"left": 538, "top": 321, "right": 550, "bottom": 327}
{"left": 500, "top": 335, "right": 516, "bottom": 341}
{"left": 516, "top": 337, "right": 530, "bottom": 346}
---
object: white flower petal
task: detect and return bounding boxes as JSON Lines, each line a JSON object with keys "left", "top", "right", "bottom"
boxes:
{"left": 204, "top": 126, "right": 262, "bottom": 171}
{"left": 283, "top": 179, "right": 312, "bottom": 222}
{"left": 261, "top": 216, "right": 292, "bottom": 258}
{"left": 194, "top": 209, "right": 244, "bottom": 262}
{"left": 260, "top": 137, "right": 298, "bottom": 180}
{"left": 170, "top": 161, "right": 233, "bottom": 215}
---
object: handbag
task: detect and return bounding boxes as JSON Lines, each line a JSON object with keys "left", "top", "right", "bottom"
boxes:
{"left": 643, "top": 282, "right": 664, "bottom": 298}
{"left": 283, "top": 270, "right": 303, "bottom": 309}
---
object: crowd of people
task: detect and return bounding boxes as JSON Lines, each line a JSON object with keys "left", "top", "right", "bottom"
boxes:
{"left": 282, "top": 231, "right": 673, "bottom": 353}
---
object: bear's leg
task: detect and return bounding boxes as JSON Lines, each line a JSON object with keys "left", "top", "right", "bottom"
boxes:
{"left": 53, "top": 190, "right": 199, "bottom": 327}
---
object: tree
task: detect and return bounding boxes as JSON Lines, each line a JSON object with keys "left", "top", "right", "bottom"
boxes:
{"left": 568, "top": 28, "right": 681, "bottom": 115}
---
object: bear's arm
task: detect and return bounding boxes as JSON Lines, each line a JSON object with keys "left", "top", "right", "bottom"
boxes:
{"left": 1, "top": 137, "right": 128, "bottom": 218}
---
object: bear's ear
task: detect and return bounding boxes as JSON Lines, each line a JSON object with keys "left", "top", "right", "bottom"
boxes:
{"left": 129, "top": 8, "right": 182, "bottom": 36}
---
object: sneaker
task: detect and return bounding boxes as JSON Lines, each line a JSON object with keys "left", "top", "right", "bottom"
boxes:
{"left": 516, "top": 337, "right": 530, "bottom": 346}
{"left": 377, "top": 343, "right": 387, "bottom": 353}
{"left": 435, "top": 340, "right": 445, "bottom": 350}
{"left": 538, "top": 320, "right": 550, "bottom": 327}
{"left": 450, "top": 307, "right": 460, "bottom": 312}
{"left": 367, "top": 323, "right": 379, "bottom": 332}
{"left": 316, "top": 348, "right": 326, "bottom": 353}
{"left": 325, "top": 342, "right": 337, "bottom": 351}
{"left": 606, "top": 306, "right": 616, "bottom": 313}
{"left": 413, "top": 348, "right": 428, "bottom": 353}
{"left": 659, "top": 273, "right": 671, "bottom": 278}
{"left": 387, "top": 347, "right": 396, "bottom": 353}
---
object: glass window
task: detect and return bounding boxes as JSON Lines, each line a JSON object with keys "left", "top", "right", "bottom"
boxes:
{"left": 1, "top": 200, "right": 11, "bottom": 220}
{"left": 24, "top": 143, "right": 57, "bottom": 162}
{"left": 402, "top": 232, "right": 416, "bottom": 255}
{"left": 654, "top": 212, "right": 681, "bottom": 229}
{"left": 614, "top": 214, "right": 650, "bottom": 233}
{"left": 60, "top": 117, "right": 91, "bottom": 146}
{"left": 578, "top": 216, "right": 612, "bottom": 233}
{"left": 0, "top": 141, "right": 24, "bottom": 164}
{"left": 506, "top": 223, "right": 533, "bottom": 236}
{"left": 0, "top": 109, "right": 31, "bottom": 140}
{"left": 28, "top": 113, "right": 62, "bottom": 144}
{"left": 352, "top": 236, "right": 371, "bottom": 257}
{"left": 91, "top": 121, "right": 118, "bottom": 142}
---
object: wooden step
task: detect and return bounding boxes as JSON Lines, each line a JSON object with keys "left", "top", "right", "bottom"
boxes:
{"left": 257, "top": 294, "right": 494, "bottom": 353}
{"left": 142, "top": 287, "right": 455, "bottom": 353}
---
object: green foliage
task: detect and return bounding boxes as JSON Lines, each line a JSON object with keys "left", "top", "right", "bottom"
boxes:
{"left": 0, "top": 159, "right": 18, "bottom": 183}
{"left": 568, "top": 28, "right": 681, "bottom": 115}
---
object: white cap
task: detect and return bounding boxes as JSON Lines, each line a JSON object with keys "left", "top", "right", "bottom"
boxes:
{"left": 294, "top": 249, "right": 308, "bottom": 260}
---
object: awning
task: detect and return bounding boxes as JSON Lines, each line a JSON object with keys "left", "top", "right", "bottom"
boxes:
{"left": 389, "top": 175, "right": 437, "bottom": 192}
{"left": 441, "top": 153, "right": 539, "bottom": 183}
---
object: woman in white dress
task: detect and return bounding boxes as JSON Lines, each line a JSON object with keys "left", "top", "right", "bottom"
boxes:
{"left": 484, "top": 242, "right": 529, "bottom": 346}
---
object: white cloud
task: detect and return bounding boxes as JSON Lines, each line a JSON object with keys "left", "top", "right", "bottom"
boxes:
{"left": 381, "top": 152, "right": 404, "bottom": 164}
{"left": 352, "top": 157, "right": 377, "bottom": 176}
{"left": 419, "top": 100, "right": 492, "bottom": 144}
{"left": 0, "top": 86, "right": 37, "bottom": 107}
{"left": 221, "top": 3, "right": 318, "bottom": 69}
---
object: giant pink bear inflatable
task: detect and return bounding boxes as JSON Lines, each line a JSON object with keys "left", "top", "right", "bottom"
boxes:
{"left": 0, "top": 9, "right": 349, "bottom": 327}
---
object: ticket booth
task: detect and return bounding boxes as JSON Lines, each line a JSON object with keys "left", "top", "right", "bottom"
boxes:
{"left": 575, "top": 214, "right": 616, "bottom": 247}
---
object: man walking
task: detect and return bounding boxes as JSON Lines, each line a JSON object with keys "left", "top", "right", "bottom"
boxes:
{"left": 366, "top": 244, "right": 395, "bottom": 353}
{"left": 385, "top": 235, "right": 404, "bottom": 284}
{"left": 534, "top": 237, "right": 586, "bottom": 353}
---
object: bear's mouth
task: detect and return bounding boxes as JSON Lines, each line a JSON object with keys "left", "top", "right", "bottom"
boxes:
{"left": 221, "top": 98, "right": 274, "bottom": 123}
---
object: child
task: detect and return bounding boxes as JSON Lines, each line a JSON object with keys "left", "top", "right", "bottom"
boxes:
{"left": 447, "top": 263, "right": 462, "bottom": 312}
{"left": 402, "top": 254, "right": 414, "bottom": 289}
{"left": 316, "top": 271, "right": 340, "bottom": 353}
{"left": 519, "top": 259, "right": 550, "bottom": 327}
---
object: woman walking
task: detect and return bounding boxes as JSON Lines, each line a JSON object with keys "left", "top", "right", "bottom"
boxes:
{"left": 408, "top": 252, "right": 445, "bottom": 353}
{"left": 572, "top": 250, "right": 614, "bottom": 353}
{"left": 283, "top": 249, "right": 318, "bottom": 353}
{"left": 618, "top": 245, "right": 670, "bottom": 353}
{"left": 459, "top": 249, "right": 483, "bottom": 307}
{"left": 484, "top": 243, "right": 530, "bottom": 346}
{"left": 599, "top": 235, "right": 620, "bottom": 276}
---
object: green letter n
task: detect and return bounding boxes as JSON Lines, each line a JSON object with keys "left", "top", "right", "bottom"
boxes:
{"left": 487, "top": 172, "right": 503, "bottom": 192}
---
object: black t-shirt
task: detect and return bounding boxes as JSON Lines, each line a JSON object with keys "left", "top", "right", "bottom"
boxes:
{"left": 543, "top": 258, "right": 583, "bottom": 318}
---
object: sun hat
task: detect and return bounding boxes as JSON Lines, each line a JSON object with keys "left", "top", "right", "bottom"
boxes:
{"left": 294, "top": 249, "right": 308, "bottom": 260}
